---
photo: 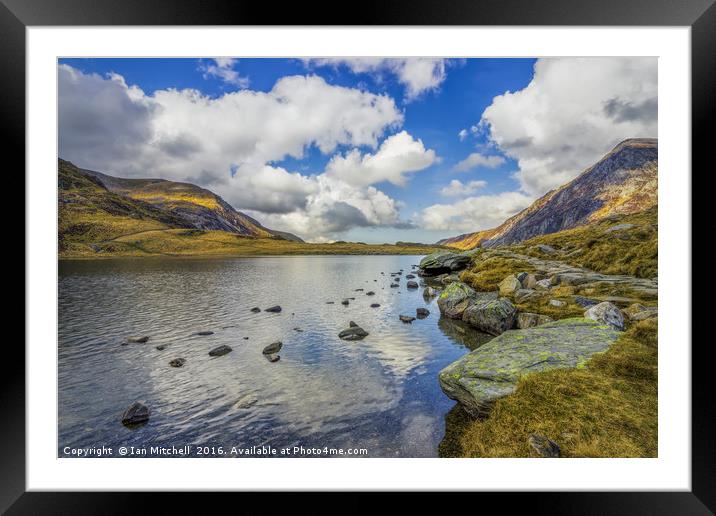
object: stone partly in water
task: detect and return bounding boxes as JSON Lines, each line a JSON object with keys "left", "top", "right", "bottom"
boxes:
{"left": 462, "top": 297, "right": 517, "bottom": 336}
{"left": 366, "top": 291, "right": 375, "bottom": 296}
{"left": 406, "top": 274, "right": 416, "bottom": 279}
{"left": 370, "top": 303, "right": 381, "bottom": 308}
{"left": 418, "top": 251, "right": 472, "bottom": 276}
{"left": 584, "top": 301, "right": 625, "bottom": 331}
{"left": 423, "top": 286, "right": 438, "bottom": 298}
{"left": 390, "top": 283, "right": 399, "bottom": 288}
{"left": 416, "top": 307, "right": 430, "bottom": 319}
{"left": 399, "top": 315, "right": 416, "bottom": 323}
{"left": 208, "top": 345, "right": 233, "bottom": 357}
{"left": 406, "top": 280, "right": 419, "bottom": 289}
{"left": 341, "top": 299, "right": 350, "bottom": 305}
{"left": 437, "top": 282, "right": 478, "bottom": 319}
{"left": 234, "top": 394, "right": 258, "bottom": 409}
{"left": 516, "top": 312, "right": 553, "bottom": 329}
{"left": 438, "top": 318, "right": 620, "bottom": 416}
{"left": 250, "top": 307, "right": 261, "bottom": 313}
{"left": 265, "top": 353, "right": 280, "bottom": 363}
{"left": 169, "top": 358, "right": 186, "bottom": 368}
{"left": 265, "top": 305, "right": 282, "bottom": 313}
{"left": 155, "top": 344, "right": 167, "bottom": 351}
{"left": 195, "top": 331, "right": 214, "bottom": 336}
{"left": 528, "top": 434, "right": 561, "bottom": 458}
{"left": 262, "top": 341, "right": 283, "bottom": 355}
{"left": 338, "top": 324, "right": 369, "bottom": 341}
{"left": 499, "top": 275, "right": 522, "bottom": 297}
{"left": 127, "top": 336, "right": 150, "bottom": 344}
{"left": 121, "top": 402, "right": 150, "bottom": 426}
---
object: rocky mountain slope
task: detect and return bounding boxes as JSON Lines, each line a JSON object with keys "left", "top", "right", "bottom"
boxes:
{"left": 438, "top": 138, "right": 657, "bottom": 249}
{"left": 59, "top": 159, "right": 302, "bottom": 253}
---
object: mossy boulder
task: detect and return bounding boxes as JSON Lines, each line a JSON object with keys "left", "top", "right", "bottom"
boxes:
{"left": 584, "top": 301, "right": 625, "bottom": 331}
{"left": 419, "top": 251, "right": 472, "bottom": 276}
{"left": 516, "top": 312, "right": 553, "bottom": 329}
{"left": 462, "top": 297, "right": 517, "bottom": 336}
{"left": 438, "top": 318, "right": 620, "bottom": 416}
{"left": 499, "top": 275, "right": 522, "bottom": 296}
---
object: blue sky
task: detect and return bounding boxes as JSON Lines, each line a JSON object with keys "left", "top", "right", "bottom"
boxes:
{"left": 58, "top": 57, "right": 657, "bottom": 243}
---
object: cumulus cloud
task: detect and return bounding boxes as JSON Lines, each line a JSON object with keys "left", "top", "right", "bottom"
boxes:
{"left": 479, "top": 57, "right": 657, "bottom": 195}
{"left": 324, "top": 131, "right": 436, "bottom": 187}
{"left": 199, "top": 58, "right": 250, "bottom": 88}
{"left": 440, "top": 179, "right": 487, "bottom": 197}
{"left": 458, "top": 129, "right": 468, "bottom": 141}
{"left": 453, "top": 152, "right": 506, "bottom": 172}
{"left": 58, "top": 64, "right": 431, "bottom": 241}
{"left": 304, "top": 58, "right": 449, "bottom": 101}
{"left": 421, "top": 191, "right": 533, "bottom": 232}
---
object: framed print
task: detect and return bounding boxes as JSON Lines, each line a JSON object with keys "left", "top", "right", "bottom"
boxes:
{"left": 6, "top": 0, "right": 711, "bottom": 511}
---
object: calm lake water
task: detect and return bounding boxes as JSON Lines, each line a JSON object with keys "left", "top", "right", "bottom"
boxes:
{"left": 58, "top": 255, "right": 492, "bottom": 458}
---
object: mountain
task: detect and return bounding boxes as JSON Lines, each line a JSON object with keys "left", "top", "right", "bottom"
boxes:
{"left": 437, "top": 138, "right": 657, "bottom": 249}
{"left": 58, "top": 159, "right": 303, "bottom": 252}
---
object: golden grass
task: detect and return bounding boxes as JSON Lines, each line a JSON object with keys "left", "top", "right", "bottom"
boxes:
{"left": 459, "top": 253, "right": 536, "bottom": 292}
{"left": 59, "top": 228, "right": 444, "bottom": 258}
{"left": 440, "top": 319, "right": 658, "bottom": 457}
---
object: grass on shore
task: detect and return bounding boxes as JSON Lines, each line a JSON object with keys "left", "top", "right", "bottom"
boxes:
{"left": 439, "top": 318, "right": 658, "bottom": 458}
{"left": 458, "top": 253, "right": 536, "bottom": 291}
{"left": 59, "top": 228, "right": 445, "bottom": 258}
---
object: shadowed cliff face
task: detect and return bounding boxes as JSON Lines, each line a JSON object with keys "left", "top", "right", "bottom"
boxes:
{"left": 438, "top": 138, "right": 657, "bottom": 249}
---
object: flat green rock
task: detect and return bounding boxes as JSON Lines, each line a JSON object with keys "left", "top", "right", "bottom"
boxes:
{"left": 438, "top": 318, "right": 620, "bottom": 416}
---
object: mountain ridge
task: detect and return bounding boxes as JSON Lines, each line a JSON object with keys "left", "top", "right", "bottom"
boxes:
{"left": 437, "top": 138, "right": 657, "bottom": 250}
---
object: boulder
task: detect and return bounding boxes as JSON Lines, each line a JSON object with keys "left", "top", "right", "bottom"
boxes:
{"left": 339, "top": 324, "right": 369, "bottom": 341}
{"left": 265, "top": 306, "right": 282, "bottom": 313}
{"left": 423, "top": 287, "right": 438, "bottom": 298}
{"left": 418, "top": 251, "right": 472, "bottom": 275}
{"left": 127, "top": 336, "right": 150, "bottom": 344}
{"left": 462, "top": 297, "right": 517, "bottom": 336}
{"left": 499, "top": 275, "right": 522, "bottom": 297}
{"left": 523, "top": 274, "right": 539, "bottom": 289}
{"left": 528, "top": 434, "right": 560, "bottom": 458}
{"left": 416, "top": 307, "right": 430, "bottom": 319}
{"left": 399, "top": 315, "right": 416, "bottom": 323}
{"left": 208, "top": 345, "right": 233, "bottom": 357}
{"left": 169, "top": 358, "right": 186, "bottom": 368}
{"left": 584, "top": 302, "right": 625, "bottom": 331}
{"left": 516, "top": 312, "right": 553, "bottom": 329}
{"left": 121, "top": 402, "right": 150, "bottom": 426}
{"left": 262, "top": 341, "right": 283, "bottom": 354}
{"left": 406, "top": 280, "right": 419, "bottom": 289}
{"left": 437, "top": 282, "right": 478, "bottom": 319}
{"left": 535, "top": 279, "right": 552, "bottom": 291}
{"left": 549, "top": 299, "right": 566, "bottom": 308}
{"left": 572, "top": 295, "right": 599, "bottom": 308}
{"left": 441, "top": 274, "right": 461, "bottom": 285}
{"left": 514, "top": 288, "right": 539, "bottom": 304}
{"left": 438, "top": 318, "right": 620, "bottom": 416}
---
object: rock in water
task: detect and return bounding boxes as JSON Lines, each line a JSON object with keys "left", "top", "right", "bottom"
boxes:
{"left": 208, "top": 345, "right": 233, "bottom": 357}
{"left": 262, "top": 341, "right": 283, "bottom": 354}
{"left": 437, "top": 282, "right": 478, "bottom": 319}
{"left": 265, "top": 306, "right": 282, "bottom": 313}
{"left": 155, "top": 344, "right": 167, "bottom": 351}
{"left": 250, "top": 307, "right": 261, "bottom": 313}
{"left": 366, "top": 291, "right": 375, "bottom": 296}
{"left": 265, "top": 353, "right": 280, "bottom": 363}
{"left": 390, "top": 283, "right": 399, "bottom": 288}
{"left": 370, "top": 303, "right": 381, "bottom": 308}
{"left": 438, "top": 318, "right": 620, "bottom": 416}
{"left": 195, "top": 331, "right": 214, "bottom": 336}
{"left": 406, "top": 274, "right": 416, "bottom": 279}
{"left": 169, "top": 358, "right": 186, "bottom": 367}
{"left": 127, "top": 336, "right": 149, "bottom": 344}
{"left": 584, "top": 301, "right": 625, "bottom": 330}
{"left": 341, "top": 299, "right": 350, "bottom": 305}
{"left": 406, "top": 280, "right": 419, "bottom": 289}
{"left": 234, "top": 394, "right": 258, "bottom": 409}
{"left": 399, "top": 315, "right": 416, "bottom": 323}
{"left": 516, "top": 312, "right": 553, "bottom": 329}
{"left": 462, "top": 297, "right": 517, "bottom": 336}
{"left": 338, "top": 324, "right": 369, "bottom": 341}
{"left": 121, "top": 402, "right": 150, "bottom": 426}
{"left": 416, "top": 307, "right": 430, "bottom": 318}
{"left": 418, "top": 251, "right": 472, "bottom": 276}
{"left": 528, "top": 434, "right": 561, "bottom": 458}
{"left": 423, "top": 287, "right": 438, "bottom": 299}
{"left": 499, "top": 275, "right": 522, "bottom": 297}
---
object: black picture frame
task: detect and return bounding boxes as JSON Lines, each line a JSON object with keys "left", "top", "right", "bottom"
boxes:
{"left": 5, "top": 0, "right": 708, "bottom": 511}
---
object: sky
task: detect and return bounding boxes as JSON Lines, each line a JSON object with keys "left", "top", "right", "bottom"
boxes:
{"left": 58, "top": 57, "right": 657, "bottom": 243}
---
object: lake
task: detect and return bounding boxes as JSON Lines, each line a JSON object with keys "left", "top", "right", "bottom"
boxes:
{"left": 58, "top": 255, "right": 492, "bottom": 458}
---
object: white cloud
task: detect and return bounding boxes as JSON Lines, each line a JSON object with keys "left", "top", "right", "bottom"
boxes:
{"left": 199, "top": 58, "right": 250, "bottom": 88}
{"left": 479, "top": 57, "right": 657, "bottom": 195}
{"left": 421, "top": 191, "right": 533, "bottom": 232}
{"left": 458, "top": 129, "right": 468, "bottom": 141}
{"left": 324, "top": 130, "right": 436, "bottom": 187}
{"left": 58, "top": 64, "right": 430, "bottom": 241}
{"left": 440, "top": 179, "right": 487, "bottom": 197}
{"left": 304, "top": 58, "right": 449, "bottom": 101}
{"left": 453, "top": 152, "right": 506, "bottom": 172}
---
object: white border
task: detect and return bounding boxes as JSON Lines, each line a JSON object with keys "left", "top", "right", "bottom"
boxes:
{"left": 27, "top": 27, "right": 691, "bottom": 491}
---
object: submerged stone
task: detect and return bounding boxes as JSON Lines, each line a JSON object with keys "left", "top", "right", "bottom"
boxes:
{"left": 208, "top": 345, "right": 233, "bottom": 357}
{"left": 169, "top": 358, "right": 186, "bottom": 368}
{"left": 265, "top": 305, "right": 282, "bottom": 313}
{"left": 121, "top": 402, "right": 150, "bottom": 426}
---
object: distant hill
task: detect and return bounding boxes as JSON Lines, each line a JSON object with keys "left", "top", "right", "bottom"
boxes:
{"left": 58, "top": 159, "right": 303, "bottom": 253}
{"left": 437, "top": 138, "right": 657, "bottom": 250}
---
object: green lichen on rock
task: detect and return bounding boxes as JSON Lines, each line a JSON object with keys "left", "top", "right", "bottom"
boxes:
{"left": 438, "top": 318, "right": 620, "bottom": 416}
